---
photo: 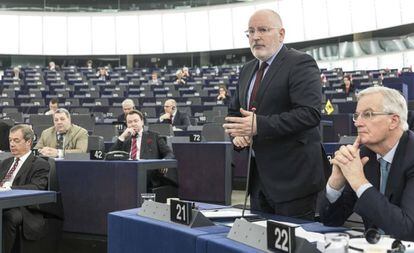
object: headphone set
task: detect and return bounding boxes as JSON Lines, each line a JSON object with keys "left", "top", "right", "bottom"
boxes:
{"left": 348, "top": 228, "right": 410, "bottom": 252}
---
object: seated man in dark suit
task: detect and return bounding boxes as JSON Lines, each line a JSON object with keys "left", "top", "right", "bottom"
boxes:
{"left": 320, "top": 86, "right": 414, "bottom": 241}
{"left": 159, "top": 99, "right": 190, "bottom": 129}
{"left": 0, "top": 124, "right": 50, "bottom": 253}
{"left": 111, "top": 110, "right": 176, "bottom": 189}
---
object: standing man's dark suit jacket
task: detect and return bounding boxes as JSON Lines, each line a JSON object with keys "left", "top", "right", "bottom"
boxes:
{"left": 160, "top": 111, "right": 190, "bottom": 129}
{"left": 0, "top": 154, "right": 49, "bottom": 240}
{"left": 228, "top": 45, "right": 325, "bottom": 204}
{"left": 320, "top": 131, "right": 414, "bottom": 241}
{"left": 110, "top": 131, "right": 176, "bottom": 185}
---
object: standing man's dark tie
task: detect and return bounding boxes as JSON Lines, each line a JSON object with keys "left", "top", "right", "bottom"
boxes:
{"left": 249, "top": 62, "right": 268, "bottom": 110}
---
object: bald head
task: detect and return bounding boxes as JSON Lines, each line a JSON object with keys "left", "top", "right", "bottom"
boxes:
{"left": 247, "top": 9, "right": 285, "bottom": 61}
{"left": 249, "top": 9, "right": 283, "bottom": 28}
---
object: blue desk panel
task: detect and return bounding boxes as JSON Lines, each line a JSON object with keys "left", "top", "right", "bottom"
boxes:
{"left": 108, "top": 209, "right": 229, "bottom": 253}
{"left": 56, "top": 159, "right": 176, "bottom": 235}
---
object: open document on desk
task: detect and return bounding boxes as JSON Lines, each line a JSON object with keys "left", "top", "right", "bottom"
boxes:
{"left": 201, "top": 208, "right": 259, "bottom": 219}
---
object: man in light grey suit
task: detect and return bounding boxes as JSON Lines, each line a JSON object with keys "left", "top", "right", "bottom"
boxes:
{"left": 223, "top": 9, "right": 326, "bottom": 219}
{"left": 35, "top": 108, "right": 88, "bottom": 157}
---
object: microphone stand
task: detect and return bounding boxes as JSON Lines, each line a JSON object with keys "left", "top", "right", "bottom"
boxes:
{"left": 241, "top": 106, "right": 256, "bottom": 218}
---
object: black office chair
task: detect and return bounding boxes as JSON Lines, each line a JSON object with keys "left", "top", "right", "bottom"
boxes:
{"left": 16, "top": 157, "right": 64, "bottom": 253}
{"left": 87, "top": 135, "right": 105, "bottom": 152}
{"left": 201, "top": 123, "right": 229, "bottom": 142}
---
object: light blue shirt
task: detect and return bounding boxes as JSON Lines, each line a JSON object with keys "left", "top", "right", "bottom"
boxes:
{"left": 246, "top": 44, "right": 283, "bottom": 109}
{"left": 326, "top": 141, "right": 399, "bottom": 203}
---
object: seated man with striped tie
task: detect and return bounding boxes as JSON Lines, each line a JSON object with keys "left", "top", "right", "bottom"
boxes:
{"left": 0, "top": 124, "right": 49, "bottom": 253}
{"left": 35, "top": 108, "right": 88, "bottom": 157}
{"left": 110, "top": 110, "right": 176, "bottom": 189}
{"left": 319, "top": 86, "right": 414, "bottom": 241}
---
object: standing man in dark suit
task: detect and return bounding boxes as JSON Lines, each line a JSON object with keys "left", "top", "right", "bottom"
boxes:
{"left": 0, "top": 124, "right": 50, "bottom": 253}
{"left": 320, "top": 86, "right": 414, "bottom": 241}
{"left": 110, "top": 110, "right": 176, "bottom": 188}
{"left": 223, "top": 9, "right": 325, "bottom": 219}
{"left": 159, "top": 99, "right": 190, "bottom": 129}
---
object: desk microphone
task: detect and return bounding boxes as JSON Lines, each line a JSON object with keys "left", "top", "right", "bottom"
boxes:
{"left": 241, "top": 103, "right": 257, "bottom": 218}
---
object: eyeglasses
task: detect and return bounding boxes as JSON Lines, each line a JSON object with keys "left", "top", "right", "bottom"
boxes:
{"left": 244, "top": 27, "right": 278, "bottom": 38}
{"left": 352, "top": 111, "right": 394, "bottom": 122}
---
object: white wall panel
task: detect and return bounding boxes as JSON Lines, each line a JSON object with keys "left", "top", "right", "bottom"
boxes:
{"left": 375, "top": 0, "right": 401, "bottom": 28}
{"left": 232, "top": 6, "right": 255, "bottom": 49}
{"left": 327, "top": 0, "right": 352, "bottom": 37}
{"left": 163, "top": 13, "right": 187, "bottom": 53}
{"left": 19, "top": 16, "right": 43, "bottom": 55}
{"left": 0, "top": 15, "right": 19, "bottom": 54}
{"left": 116, "top": 15, "right": 139, "bottom": 54}
{"left": 139, "top": 14, "right": 163, "bottom": 54}
{"left": 67, "top": 16, "right": 92, "bottom": 55}
{"left": 43, "top": 16, "right": 67, "bottom": 55}
{"left": 209, "top": 8, "right": 233, "bottom": 50}
{"left": 278, "top": 0, "right": 304, "bottom": 43}
{"left": 92, "top": 16, "right": 116, "bottom": 54}
{"left": 186, "top": 11, "right": 209, "bottom": 52}
{"left": 350, "top": 0, "right": 376, "bottom": 33}
{"left": 400, "top": 0, "right": 414, "bottom": 24}
{"left": 378, "top": 53, "right": 403, "bottom": 69}
{"left": 303, "top": 0, "right": 329, "bottom": 40}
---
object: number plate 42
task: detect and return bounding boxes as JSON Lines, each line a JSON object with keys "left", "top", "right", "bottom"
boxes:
{"left": 267, "top": 220, "right": 297, "bottom": 253}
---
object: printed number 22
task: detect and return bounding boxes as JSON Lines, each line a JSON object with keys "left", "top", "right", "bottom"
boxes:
{"left": 275, "top": 228, "right": 288, "bottom": 251}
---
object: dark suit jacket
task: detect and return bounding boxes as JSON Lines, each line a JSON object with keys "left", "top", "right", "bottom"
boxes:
{"left": 160, "top": 111, "right": 190, "bottom": 129}
{"left": 110, "top": 131, "right": 174, "bottom": 159}
{"left": 320, "top": 131, "right": 414, "bottom": 241}
{"left": 0, "top": 154, "right": 49, "bottom": 240}
{"left": 228, "top": 45, "right": 325, "bottom": 204}
{"left": 110, "top": 131, "right": 176, "bottom": 185}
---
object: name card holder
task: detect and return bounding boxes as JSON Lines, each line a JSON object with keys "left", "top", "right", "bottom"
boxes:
{"left": 137, "top": 200, "right": 214, "bottom": 228}
{"left": 227, "top": 218, "right": 319, "bottom": 253}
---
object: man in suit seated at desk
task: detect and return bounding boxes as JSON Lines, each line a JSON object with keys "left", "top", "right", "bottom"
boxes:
{"left": 35, "top": 108, "right": 89, "bottom": 157}
{"left": 159, "top": 99, "right": 190, "bottom": 129}
{"left": 320, "top": 86, "right": 414, "bottom": 241}
{"left": 0, "top": 124, "right": 49, "bottom": 253}
{"left": 111, "top": 109, "right": 177, "bottom": 189}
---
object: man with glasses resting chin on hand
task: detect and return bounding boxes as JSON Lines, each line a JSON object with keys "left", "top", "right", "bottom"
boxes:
{"left": 320, "top": 86, "right": 414, "bottom": 241}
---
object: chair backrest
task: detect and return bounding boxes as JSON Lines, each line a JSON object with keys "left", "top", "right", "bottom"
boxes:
{"left": 71, "top": 114, "right": 95, "bottom": 133}
{"left": 141, "top": 107, "right": 157, "bottom": 118}
{"left": 29, "top": 114, "right": 53, "bottom": 127}
{"left": 201, "top": 123, "right": 229, "bottom": 142}
{"left": 93, "top": 124, "right": 117, "bottom": 142}
{"left": 212, "top": 106, "right": 228, "bottom": 117}
{"left": 87, "top": 135, "right": 105, "bottom": 152}
{"left": 3, "top": 112, "right": 23, "bottom": 123}
{"left": 148, "top": 123, "right": 174, "bottom": 137}
{"left": 39, "top": 157, "right": 64, "bottom": 220}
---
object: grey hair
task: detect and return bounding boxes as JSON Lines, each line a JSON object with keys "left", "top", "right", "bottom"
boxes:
{"left": 54, "top": 108, "right": 71, "bottom": 120}
{"left": 122, "top": 99, "right": 135, "bottom": 107}
{"left": 357, "top": 86, "right": 408, "bottom": 131}
{"left": 10, "top": 124, "right": 35, "bottom": 143}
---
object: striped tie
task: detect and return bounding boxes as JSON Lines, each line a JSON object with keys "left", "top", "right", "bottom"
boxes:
{"left": 1, "top": 158, "right": 20, "bottom": 187}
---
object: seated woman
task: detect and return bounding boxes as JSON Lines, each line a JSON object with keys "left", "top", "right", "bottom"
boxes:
{"left": 216, "top": 85, "right": 231, "bottom": 105}
{"left": 342, "top": 74, "right": 354, "bottom": 96}
{"left": 174, "top": 69, "right": 186, "bottom": 85}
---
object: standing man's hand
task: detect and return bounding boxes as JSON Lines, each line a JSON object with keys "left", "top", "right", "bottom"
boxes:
{"left": 223, "top": 108, "right": 257, "bottom": 137}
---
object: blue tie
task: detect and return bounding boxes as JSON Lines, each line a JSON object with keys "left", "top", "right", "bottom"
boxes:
{"left": 379, "top": 158, "right": 390, "bottom": 194}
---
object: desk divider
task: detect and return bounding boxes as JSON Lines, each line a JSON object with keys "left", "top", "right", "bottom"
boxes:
{"left": 137, "top": 201, "right": 214, "bottom": 228}
{"left": 227, "top": 218, "right": 319, "bottom": 253}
